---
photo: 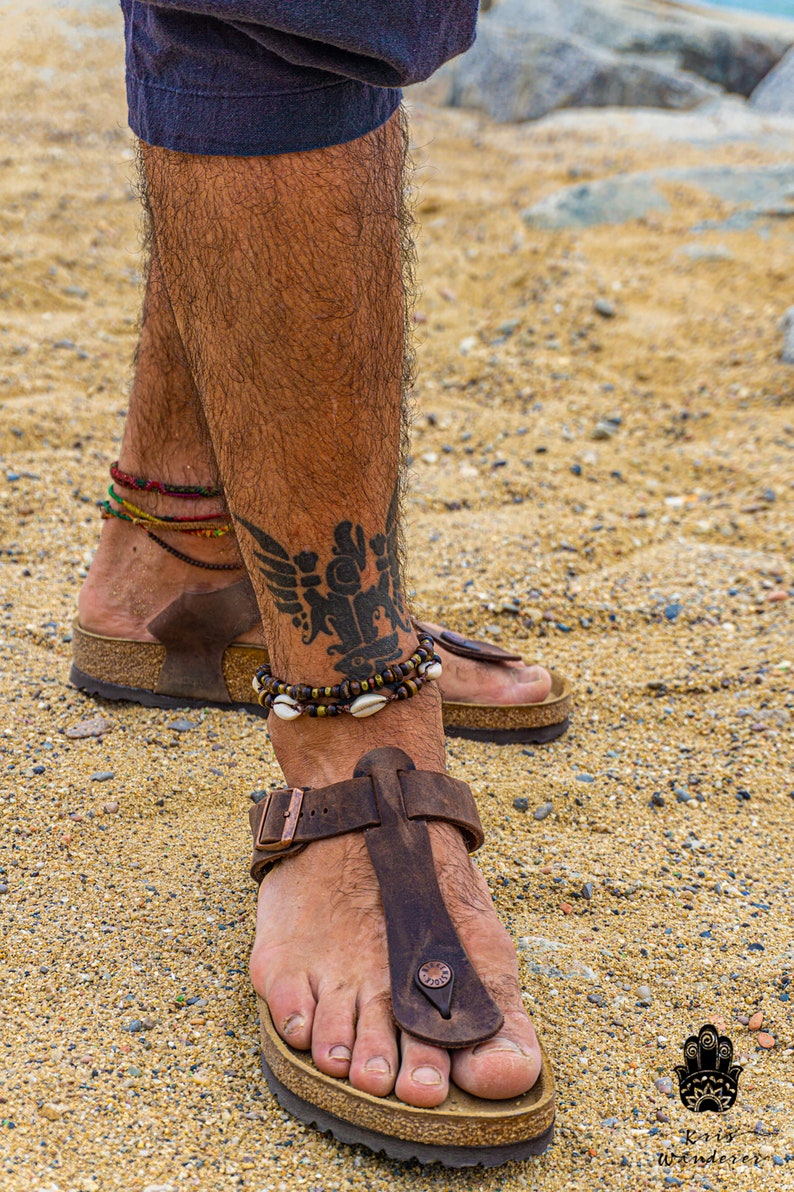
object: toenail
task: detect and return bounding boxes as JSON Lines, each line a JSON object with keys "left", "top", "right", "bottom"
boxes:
{"left": 364, "top": 1055, "right": 390, "bottom": 1074}
{"left": 282, "top": 1014, "right": 305, "bottom": 1037}
{"left": 411, "top": 1065, "right": 443, "bottom": 1086}
{"left": 472, "top": 1037, "right": 527, "bottom": 1057}
{"left": 329, "top": 1045, "right": 352, "bottom": 1061}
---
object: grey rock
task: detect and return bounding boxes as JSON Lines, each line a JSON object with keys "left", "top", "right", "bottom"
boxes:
{"left": 446, "top": 24, "right": 717, "bottom": 124}
{"left": 523, "top": 164, "right": 794, "bottom": 229}
{"left": 534, "top": 802, "right": 554, "bottom": 821}
{"left": 434, "top": 0, "right": 794, "bottom": 123}
{"left": 587, "top": 992, "right": 604, "bottom": 1006}
{"left": 167, "top": 718, "right": 198, "bottom": 733}
{"left": 655, "top": 1076, "right": 674, "bottom": 1096}
{"left": 594, "top": 298, "right": 616, "bottom": 318}
{"left": 90, "top": 771, "right": 114, "bottom": 782}
{"left": 751, "top": 45, "right": 794, "bottom": 113}
{"left": 679, "top": 242, "right": 734, "bottom": 263}
{"left": 637, "top": 984, "right": 653, "bottom": 1005}
{"left": 781, "top": 305, "right": 794, "bottom": 364}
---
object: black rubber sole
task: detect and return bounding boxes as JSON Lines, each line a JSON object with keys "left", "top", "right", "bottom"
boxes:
{"left": 68, "top": 664, "right": 268, "bottom": 718}
{"left": 444, "top": 716, "right": 570, "bottom": 746}
{"left": 260, "top": 1055, "right": 554, "bottom": 1168}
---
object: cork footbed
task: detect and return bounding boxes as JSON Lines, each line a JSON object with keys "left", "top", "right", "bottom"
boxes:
{"left": 70, "top": 619, "right": 267, "bottom": 708}
{"left": 257, "top": 996, "right": 555, "bottom": 1166}
{"left": 70, "top": 620, "right": 572, "bottom": 739}
{"left": 441, "top": 672, "right": 572, "bottom": 734}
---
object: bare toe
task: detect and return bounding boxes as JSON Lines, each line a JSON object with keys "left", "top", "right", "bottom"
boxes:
{"left": 250, "top": 952, "right": 317, "bottom": 1051}
{"left": 396, "top": 1034, "right": 451, "bottom": 1108}
{"left": 451, "top": 1010, "right": 541, "bottom": 1100}
{"left": 310, "top": 983, "right": 358, "bottom": 1077}
{"left": 349, "top": 990, "right": 399, "bottom": 1096}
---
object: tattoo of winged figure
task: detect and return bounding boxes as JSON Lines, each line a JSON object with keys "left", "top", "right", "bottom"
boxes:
{"left": 236, "top": 489, "right": 411, "bottom": 679}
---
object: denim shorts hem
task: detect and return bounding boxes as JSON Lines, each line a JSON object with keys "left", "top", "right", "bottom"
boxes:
{"left": 127, "top": 73, "right": 402, "bottom": 156}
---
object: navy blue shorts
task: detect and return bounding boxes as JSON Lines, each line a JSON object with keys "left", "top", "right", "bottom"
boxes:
{"left": 122, "top": 0, "right": 478, "bottom": 156}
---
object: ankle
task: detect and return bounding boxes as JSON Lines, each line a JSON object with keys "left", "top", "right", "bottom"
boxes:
{"left": 267, "top": 687, "right": 446, "bottom": 788}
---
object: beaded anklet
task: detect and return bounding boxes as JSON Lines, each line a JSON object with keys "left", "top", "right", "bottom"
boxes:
{"left": 110, "top": 461, "right": 223, "bottom": 499}
{"left": 101, "top": 471, "right": 242, "bottom": 572}
{"left": 252, "top": 634, "right": 443, "bottom": 720}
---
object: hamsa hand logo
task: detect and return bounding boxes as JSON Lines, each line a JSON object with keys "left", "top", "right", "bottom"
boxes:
{"left": 674, "top": 1024, "right": 743, "bottom": 1113}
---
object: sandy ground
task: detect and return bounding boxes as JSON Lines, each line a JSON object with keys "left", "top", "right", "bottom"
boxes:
{"left": 1, "top": 4, "right": 793, "bottom": 1191}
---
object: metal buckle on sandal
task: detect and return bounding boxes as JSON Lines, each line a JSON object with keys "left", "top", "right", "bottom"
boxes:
{"left": 256, "top": 788, "right": 304, "bottom": 852}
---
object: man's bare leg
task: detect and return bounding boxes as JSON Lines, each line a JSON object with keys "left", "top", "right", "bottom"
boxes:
{"left": 78, "top": 194, "right": 550, "bottom": 702}
{"left": 77, "top": 244, "right": 261, "bottom": 643}
{"left": 140, "top": 114, "right": 542, "bottom": 1107}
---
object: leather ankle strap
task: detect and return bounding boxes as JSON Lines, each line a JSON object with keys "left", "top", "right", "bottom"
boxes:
{"left": 249, "top": 764, "right": 483, "bottom": 883}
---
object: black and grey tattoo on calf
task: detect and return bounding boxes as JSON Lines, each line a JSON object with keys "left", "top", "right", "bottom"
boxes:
{"left": 236, "top": 489, "right": 410, "bottom": 679}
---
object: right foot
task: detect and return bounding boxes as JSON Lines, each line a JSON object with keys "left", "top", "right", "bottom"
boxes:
{"left": 251, "top": 704, "right": 543, "bottom": 1107}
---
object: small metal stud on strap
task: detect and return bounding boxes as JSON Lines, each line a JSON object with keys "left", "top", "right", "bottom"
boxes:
{"left": 415, "top": 960, "right": 455, "bottom": 1019}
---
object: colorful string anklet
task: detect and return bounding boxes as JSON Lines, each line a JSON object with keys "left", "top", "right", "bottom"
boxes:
{"left": 110, "top": 461, "right": 223, "bottom": 499}
{"left": 100, "top": 470, "right": 243, "bottom": 571}
{"left": 101, "top": 486, "right": 232, "bottom": 538}
{"left": 252, "top": 634, "right": 442, "bottom": 719}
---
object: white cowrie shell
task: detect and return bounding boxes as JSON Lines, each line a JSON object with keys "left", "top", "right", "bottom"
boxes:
{"left": 272, "top": 695, "right": 302, "bottom": 721}
{"left": 419, "top": 659, "right": 443, "bottom": 681}
{"left": 349, "top": 692, "right": 389, "bottom": 718}
{"left": 252, "top": 674, "right": 263, "bottom": 693}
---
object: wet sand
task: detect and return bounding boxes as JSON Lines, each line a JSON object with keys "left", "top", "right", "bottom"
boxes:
{"left": 1, "top": 4, "right": 793, "bottom": 1190}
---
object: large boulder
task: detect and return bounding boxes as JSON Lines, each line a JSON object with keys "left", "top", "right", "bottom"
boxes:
{"left": 434, "top": 0, "right": 794, "bottom": 121}
{"left": 750, "top": 45, "right": 794, "bottom": 113}
{"left": 447, "top": 25, "right": 718, "bottom": 122}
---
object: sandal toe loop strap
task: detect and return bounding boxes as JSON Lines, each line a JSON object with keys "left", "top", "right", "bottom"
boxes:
{"left": 249, "top": 746, "right": 503, "bottom": 1050}
{"left": 412, "top": 618, "right": 523, "bottom": 664}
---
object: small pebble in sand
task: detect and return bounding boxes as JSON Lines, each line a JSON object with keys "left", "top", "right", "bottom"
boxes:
{"left": 90, "top": 771, "right": 114, "bottom": 782}
{"left": 39, "top": 1103, "right": 66, "bottom": 1121}
{"left": 0, "top": 884, "right": 8, "bottom": 895}
{"left": 655, "top": 1077, "right": 673, "bottom": 1096}
{"left": 102, "top": 801, "right": 119, "bottom": 815}
{"left": 587, "top": 993, "right": 604, "bottom": 1006}
{"left": 594, "top": 297, "right": 616, "bottom": 318}
{"left": 582, "top": 882, "right": 594, "bottom": 900}
{"left": 749, "top": 1011, "right": 764, "bottom": 1030}
{"left": 65, "top": 716, "right": 113, "bottom": 739}
{"left": 560, "top": 902, "right": 573, "bottom": 915}
{"left": 637, "top": 985, "right": 652, "bottom": 1006}
{"left": 656, "top": 1109, "right": 670, "bottom": 1123}
{"left": 167, "top": 718, "right": 198, "bottom": 733}
{"left": 534, "top": 802, "right": 553, "bottom": 821}
{"left": 757, "top": 1032, "right": 775, "bottom": 1049}
{"left": 513, "top": 797, "right": 529, "bottom": 812}
{"left": 766, "top": 589, "right": 788, "bottom": 602}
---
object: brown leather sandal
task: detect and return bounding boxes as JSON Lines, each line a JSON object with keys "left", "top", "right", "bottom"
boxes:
{"left": 70, "top": 581, "right": 572, "bottom": 741}
{"left": 69, "top": 579, "right": 268, "bottom": 714}
{"left": 249, "top": 746, "right": 555, "bottom": 1167}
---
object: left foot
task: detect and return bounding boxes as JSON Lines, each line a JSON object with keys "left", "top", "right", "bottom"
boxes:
{"left": 423, "top": 621, "right": 553, "bottom": 707}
